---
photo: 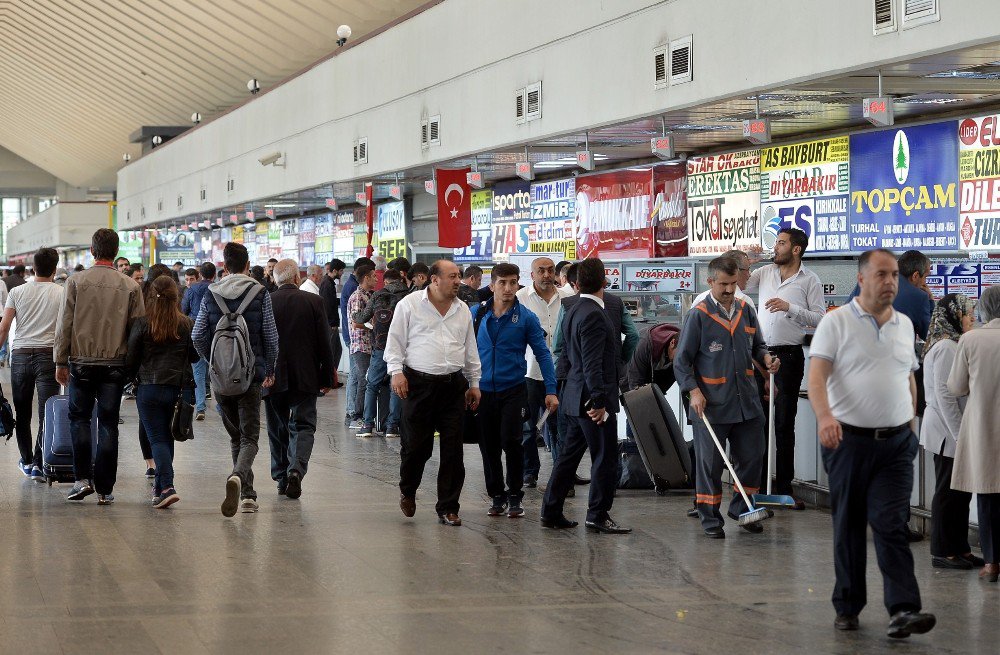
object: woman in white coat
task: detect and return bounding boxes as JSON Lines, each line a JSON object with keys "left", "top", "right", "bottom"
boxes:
{"left": 948, "top": 284, "right": 1000, "bottom": 582}
{"left": 920, "top": 294, "right": 982, "bottom": 570}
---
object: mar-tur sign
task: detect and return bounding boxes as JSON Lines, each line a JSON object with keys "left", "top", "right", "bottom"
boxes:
{"left": 850, "top": 121, "right": 959, "bottom": 252}
{"left": 529, "top": 178, "right": 576, "bottom": 260}
{"left": 686, "top": 149, "right": 761, "bottom": 256}
{"left": 574, "top": 166, "right": 687, "bottom": 260}
{"left": 760, "top": 136, "right": 851, "bottom": 254}
{"left": 958, "top": 114, "right": 1000, "bottom": 251}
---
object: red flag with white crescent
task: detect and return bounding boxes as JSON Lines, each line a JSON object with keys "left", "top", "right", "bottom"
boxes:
{"left": 435, "top": 167, "right": 472, "bottom": 248}
{"left": 364, "top": 183, "right": 374, "bottom": 257}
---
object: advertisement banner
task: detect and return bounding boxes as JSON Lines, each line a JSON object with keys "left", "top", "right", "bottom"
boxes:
{"left": 492, "top": 180, "right": 532, "bottom": 261}
{"left": 849, "top": 121, "right": 959, "bottom": 251}
{"left": 354, "top": 217, "right": 378, "bottom": 258}
{"left": 529, "top": 178, "right": 576, "bottom": 260}
{"left": 652, "top": 164, "right": 688, "bottom": 257}
{"left": 958, "top": 114, "right": 1000, "bottom": 251}
{"left": 299, "top": 217, "right": 316, "bottom": 266}
{"left": 623, "top": 263, "right": 695, "bottom": 293}
{"left": 925, "top": 261, "right": 1000, "bottom": 300}
{"left": 575, "top": 170, "right": 657, "bottom": 260}
{"left": 605, "top": 264, "right": 622, "bottom": 291}
{"left": 256, "top": 222, "right": 270, "bottom": 263}
{"left": 116, "top": 231, "right": 144, "bottom": 264}
{"left": 232, "top": 226, "right": 244, "bottom": 245}
{"left": 687, "top": 150, "right": 761, "bottom": 256}
{"left": 156, "top": 230, "right": 197, "bottom": 265}
{"left": 333, "top": 210, "right": 358, "bottom": 260}
{"left": 760, "top": 136, "right": 851, "bottom": 254}
{"left": 314, "top": 214, "right": 333, "bottom": 263}
{"left": 376, "top": 201, "right": 407, "bottom": 261}
{"left": 455, "top": 190, "right": 493, "bottom": 263}
{"left": 280, "top": 219, "right": 299, "bottom": 262}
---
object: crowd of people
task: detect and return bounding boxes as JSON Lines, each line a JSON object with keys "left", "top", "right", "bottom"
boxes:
{"left": 4, "top": 225, "right": 999, "bottom": 640}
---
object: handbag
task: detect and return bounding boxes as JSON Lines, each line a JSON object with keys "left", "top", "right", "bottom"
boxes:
{"left": 171, "top": 392, "right": 195, "bottom": 441}
{"left": 0, "top": 384, "right": 15, "bottom": 440}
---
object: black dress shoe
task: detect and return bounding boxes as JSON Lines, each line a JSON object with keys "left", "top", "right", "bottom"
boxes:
{"left": 285, "top": 472, "right": 302, "bottom": 499}
{"left": 585, "top": 517, "right": 632, "bottom": 534}
{"left": 686, "top": 507, "right": 699, "bottom": 518}
{"left": 540, "top": 515, "right": 578, "bottom": 529}
{"left": 574, "top": 474, "right": 590, "bottom": 485}
{"left": 961, "top": 553, "right": 986, "bottom": 567}
{"left": 523, "top": 475, "right": 537, "bottom": 488}
{"left": 887, "top": 610, "right": 936, "bottom": 639}
{"left": 834, "top": 614, "right": 859, "bottom": 631}
{"left": 704, "top": 526, "right": 725, "bottom": 539}
{"left": 932, "top": 555, "right": 973, "bottom": 570}
{"left": 739, "top": 521, "right": 764, "bottom": 534}
{"left": 906, "top": 527, "right": 924, "bottom": 543}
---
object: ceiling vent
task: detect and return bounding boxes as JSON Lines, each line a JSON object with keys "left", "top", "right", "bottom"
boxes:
{"left": 420, "top": 119, "right": 429, "bottom": 149}
{"left": 200, "top": 186, "right": 207, "bottom": 202}
{"left": 227, "top": 177, "right": 235, "bottom": 194}
{"left": 902, "top": 0, "right": 939, "bottom": 29}
{"left": 653, "top": 45, "right": 668, "bottom": 89}
{"left": 515, "top": 82, "right": 542, "bottom": 124}
{"left": 669, "top": 36, "right": 692, "bottom": 85}
{"left": 176, "top": 194, "right": 183, "bottom": 210}
{"left": 873, "top": 0, "right": 896, "bottom": 34}
{"left": 353, "top": 138, "right": 368, "bottom": 165}
{"left": 157, "top": 198, "right": 163, "bottom": 213}
{"left": 429, "top": 115, "right": 441, "bottom": 146}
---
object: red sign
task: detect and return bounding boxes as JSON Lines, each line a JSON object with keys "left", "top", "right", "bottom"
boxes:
{"left": 435, "top": 167, "right": 472, "bottom": 248}
{"left": 574, "top": 165, "right": 687, "bottom": 260}
{"left": 364, "top": 185, "right": 374, "bottom": 257}
{"left": 325, "top": 198, "right": 338, "bottom": 209}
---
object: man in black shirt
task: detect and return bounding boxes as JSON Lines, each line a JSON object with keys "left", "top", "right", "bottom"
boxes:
{"left": 320, "top": 259, "right": 346, "bottom": 384}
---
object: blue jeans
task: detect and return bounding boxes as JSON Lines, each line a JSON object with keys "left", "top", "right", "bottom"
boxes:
{"left": 11, "top": 352, "right": 60, "bottom": 468}
{"left": 345, "top": 352, "right": 360, "bottom": 417}
{"left": 136, "top": 384, "right": 189, "bottom": 493}
{"left": 363, "top": 349, "right": 400, "bottom": 430}
{"left": 68, "top": 364, "right": 125, "bottom": 494}
{"left": 192, "top": 358, "right": 209, "bottom": 412}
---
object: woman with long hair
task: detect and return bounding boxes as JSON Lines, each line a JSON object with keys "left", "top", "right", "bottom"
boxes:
{"left": 126, "top": 276, "right": 198, "bottom": 508}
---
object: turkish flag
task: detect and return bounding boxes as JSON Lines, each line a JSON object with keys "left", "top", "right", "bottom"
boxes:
{"left": 436, "top": 167, "right": 472, "bottom": 248}
{"left": 364, "top": 183, "right": 374, "bottom": 257}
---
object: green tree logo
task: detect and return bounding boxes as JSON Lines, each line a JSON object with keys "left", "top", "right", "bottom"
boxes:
{"left": 892, "top": 131, "right": 910, "bottom": 184}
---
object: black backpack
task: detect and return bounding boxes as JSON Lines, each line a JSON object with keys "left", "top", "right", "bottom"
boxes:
{"left": 0, "top": 384, "right": 15, "bottom": 440}
{"left": 371, "top": 287, "right": 409, "bottom": 351}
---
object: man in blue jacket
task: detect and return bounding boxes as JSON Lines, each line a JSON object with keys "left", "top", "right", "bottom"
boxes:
{"left": 181, "top": 261, "right": 216, "bottom": 419}
{"left": 339, "top": 256, "right": 374, "bottom": 424}
{"left": 471, "top": 262, "right": 558, "bottom": 518}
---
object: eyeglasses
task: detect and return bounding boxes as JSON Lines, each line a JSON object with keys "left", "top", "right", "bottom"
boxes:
{"left": 738, "top": 267, "right": 750, "bottom": 272}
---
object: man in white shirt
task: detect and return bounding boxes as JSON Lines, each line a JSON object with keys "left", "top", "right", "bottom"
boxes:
{"left": 745, "top": 228, "right": 825, "bottom": 507}
{"left": 809, "top": 248, "right": 934, "bottom": 639}
{"left": 299, "top": 265, "right": 323, "bottom": 295}
{"left": 386, "top": 260, "right": 482, "bottom": 527}
{"left": 0, "top": 248, "right": 63, "bottom": 480}
{"left": 516, "top": 257, "right": 572, "bottom": 481}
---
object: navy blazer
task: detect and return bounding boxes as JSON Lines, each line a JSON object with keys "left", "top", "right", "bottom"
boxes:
{"left": 560, "top": 296, "right": 619, "bottom": 416}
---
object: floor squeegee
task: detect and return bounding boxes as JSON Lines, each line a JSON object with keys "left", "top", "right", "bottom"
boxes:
{"left": 752, "top": 372, "right": 798, "bottom": 508}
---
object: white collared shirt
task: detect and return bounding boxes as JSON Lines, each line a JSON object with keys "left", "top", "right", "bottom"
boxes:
{"left": 579, "top": 293, "right": 605, "bottom": 309}
{"left": 384, "top": 289, "right": 482, "bottom": 387}
{"left": 517, "top": 284, "right": 573, "bottom": 381}
{"left": 299, "top": 278, "right": 320, "bottom": 295}
{"left": 744, "top": 263, "right": 825, "bottom": 346}
{"left": 809, "top": 299, "right": 918, "bottom": 428}
{"left": 692, "top": 287, "right": 756, "bottom": 314}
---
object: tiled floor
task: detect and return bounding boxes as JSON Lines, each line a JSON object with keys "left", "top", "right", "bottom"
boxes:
{"left": 0, "top": 380, "right": 996, "bottom": 654}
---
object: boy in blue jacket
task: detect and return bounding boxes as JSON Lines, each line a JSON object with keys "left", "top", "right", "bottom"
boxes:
{"left": 471, "top": 262, "right": 558, "bottom": 517}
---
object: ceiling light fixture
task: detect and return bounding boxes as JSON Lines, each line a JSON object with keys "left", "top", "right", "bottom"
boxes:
{"left": 191, "top": 112, "right": 202, "bottom": 124}
{"left": 336, "top": 25, "right": 352, "bottom": 47}
{"left": 247, "top": 78, "right": 260, "bottom": 94}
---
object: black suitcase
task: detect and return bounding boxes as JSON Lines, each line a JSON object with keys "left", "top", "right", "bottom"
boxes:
{"left": 621, "top": 384, "right": 692, "bottom": 494}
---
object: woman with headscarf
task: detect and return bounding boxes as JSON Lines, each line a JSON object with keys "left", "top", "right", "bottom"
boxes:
{"left": 948, "top": 285, "right": 1000, "bottom": 582}
{"left": 920, "top": 293, "right": 982, "bottom": 571}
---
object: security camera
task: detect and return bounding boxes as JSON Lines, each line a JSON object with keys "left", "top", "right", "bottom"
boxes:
{"left": 258, "top": 152, "right": 284, "bottom": 167}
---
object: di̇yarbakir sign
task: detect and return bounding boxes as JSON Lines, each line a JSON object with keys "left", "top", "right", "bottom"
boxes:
{"left": 686, "top": 150, "right": 761, "bottom": 256}
{"left": 574, "top": 169, "right": 662, "bottom": 260}
{"left": 492, "top": 180, "right": 532, "bottom": 262}
{"left": 849, "top": 121, "right": 959, "bottom": 252}
{"left": 760, "top": 136, "right": 851, "bottom": 254}
{"left": 623, "top": 263, "right": 694, "bottom": 293}
{"left": 529, "top": 178, "right": 576, "bottom": 261}
{"left": 958, "top": 114, "right": 1000, "bottom": 251}
{"left": 454, "top": 190, "right": 493, "bottom": 263}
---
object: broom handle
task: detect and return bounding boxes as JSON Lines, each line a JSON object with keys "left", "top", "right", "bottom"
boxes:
{"left": 700, "top": 413, "right": 755, "bottom": 509}
{"left": 768, "top": 371, "right": 775, "bottom": 496}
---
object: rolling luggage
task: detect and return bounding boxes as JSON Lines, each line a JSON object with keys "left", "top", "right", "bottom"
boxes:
{"left": 620, "top": 383, "right": 691, "bottom": 494}
{"left": 42, "top": 394, "right": 99, "bottom": 485}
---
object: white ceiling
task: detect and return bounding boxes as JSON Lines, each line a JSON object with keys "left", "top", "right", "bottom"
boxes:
{"left": 0, "top": 0, "right": 434, "bottom": 191}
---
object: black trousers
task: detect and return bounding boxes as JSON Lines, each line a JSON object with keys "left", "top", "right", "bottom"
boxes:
{"left": 477, "top": 384, "right": 527, "bottom": 503}
{"left": 979, "top": 494, "right": 1000, "bottom": 564}
{"left": 930, "top": 452, "right": 972, "bottom": 557}
{"left": 398, "top": 369, "right": 467, "bottom": 514}
{"left": 542, "top": 412, "right": 617, "bottom": 523}
{"left": 771, "top": 345, "right": 804, "bottom": 496}
{"left": 822, "top": 427, "right": 921, "bottom": 617}
{"left": 330, "top": 324, "right": 342, "bottom": 373}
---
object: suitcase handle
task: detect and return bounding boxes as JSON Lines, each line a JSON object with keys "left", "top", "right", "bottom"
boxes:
{"left": 648, "top": 422, "right": 668, "bottom": 457}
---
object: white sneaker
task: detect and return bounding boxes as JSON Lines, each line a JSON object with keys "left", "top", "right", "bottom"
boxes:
{"left": 240, "top": 498, "right": 259, "bottom": 513}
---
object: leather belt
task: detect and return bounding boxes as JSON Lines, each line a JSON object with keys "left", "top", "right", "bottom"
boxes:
{"left": 404, "top": 366, "right": 463, "bottom": 382}
{"left": 840, "top": 422, "right": 910, "bottom": 440}
{"left": 768, "top": 344, "right": 803, "bottom": 352}
{"left": 12, "top": 347, "right": 53, "bottom": 355}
